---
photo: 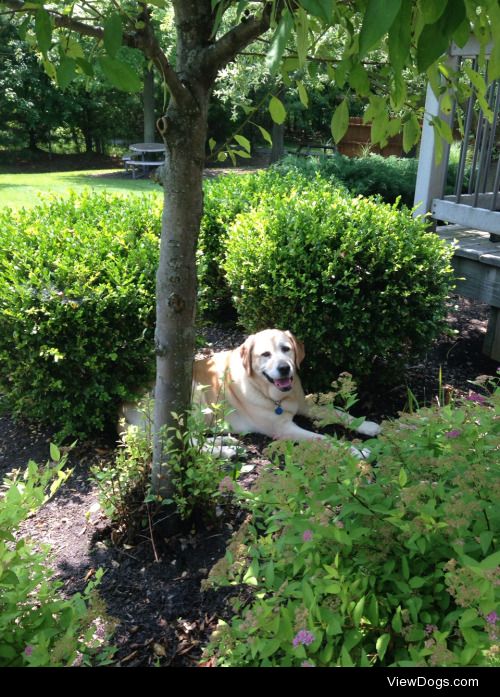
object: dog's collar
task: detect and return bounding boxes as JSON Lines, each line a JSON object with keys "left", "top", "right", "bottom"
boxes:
{"left": 273, "top": 399, "right": 284, "bottom": 415}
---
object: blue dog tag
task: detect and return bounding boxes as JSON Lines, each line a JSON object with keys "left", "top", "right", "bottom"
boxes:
{"left": 275, "top": 405, "right": 284, "bottom": 415}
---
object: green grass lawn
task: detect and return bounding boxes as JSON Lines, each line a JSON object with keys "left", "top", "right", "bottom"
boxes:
{"left": 0, "top": 168, "right": 163, "bottom": 209}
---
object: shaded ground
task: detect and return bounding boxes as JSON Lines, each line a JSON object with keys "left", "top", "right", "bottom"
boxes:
{"left": 0, "top": 149, "right": 270, "bottom": 177}
{"left": 0, "top": 295, "right": 498, "bottom": 666}
{"left": 0, "top": 150, "right": 122, "bottom": 173}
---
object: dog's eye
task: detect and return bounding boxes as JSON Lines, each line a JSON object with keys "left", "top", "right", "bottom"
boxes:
{"left": 261, "top": 351, "right": 271, "bottom": 358}
{"left": 282, "top": 346, "right": 291, "bottom": 352}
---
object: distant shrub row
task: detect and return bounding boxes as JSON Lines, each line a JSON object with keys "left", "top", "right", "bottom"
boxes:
{"left": 0, "top": 166, "right": 455, "bottom": 436}
{"left": 273, "top": 153, "right": 469, "bottom": 208}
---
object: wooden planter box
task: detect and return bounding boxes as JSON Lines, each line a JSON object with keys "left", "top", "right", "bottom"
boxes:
{"left": 338, "top": 117, "right": 403, "bottom": 158}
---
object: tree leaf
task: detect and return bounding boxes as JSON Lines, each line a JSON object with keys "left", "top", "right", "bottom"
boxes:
{"left": 295, "top": 7, "right": 309, "bottom": 67}
{"left": 75, "top": 57, "right": 94, "bottom": 77}
{"left": 62, "top": 37, "right": 85, "bottom": 60}
{"left": 234, "top": 134, "right": 251, "bottom": 153}
{"left": 487, "top": 1, "right": 500, "bottom": 80}
{"left": 269, "top": 95, "right": 287, "bottom": 125}
{"left": 300, "top": 0, "right": 333, "bottom": 23}
{"left": 256, "top": 124, "right": 273, "bottom": 145}
{"left": 330, "top": 99, "right": 349, "bottom": 143}
{"left": 233, "top": 149, "right": 252, "bottom": 159}
{"left": 388, "top": 0, "right": 412, "bottom": 73}
{"left": 359, "top": 0, "right": 402, "bottom": 59}
{"left": 42, "top": 58, "right": 57, "bottom": 81}
{"left": 419, "top": 0, "right": 446, "bottom": 24}
{"left": 35, "top": 8, "right": 52, "bottom": 57}
{"left": 371, "top": 111, "right": 389, "bottom": 146}
{"left": 104, "top": 13, "right": 123, "bottom": 59}
{"left": 349, "top": 62, "right": 370, "bottom": 96}
{"left": 266, "top": 11, "right": 293, "bottom": 75}
{"left": 403, "top": 114, "right": 420, "bottom": 153}
{"left": 417, "top": 0, "right": 466, "bottom": 72}
{"left": 56, "top": 56, "right": 77, "bottom": 90}
{"left": 98, "top": 56, "right": 142, "bottom": 93}
{"left": 297, "top": 80, "right": 309, "bottom": 107}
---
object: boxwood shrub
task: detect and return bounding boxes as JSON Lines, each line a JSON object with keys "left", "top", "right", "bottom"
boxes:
{"left": 223, "top": 180, "right": 455, "bottom": 391}
{"left": 198, "top": 170, "right": 330, "bottom": 321}
{"left": 0, "top": 191, "right": 161, "bottom": 438}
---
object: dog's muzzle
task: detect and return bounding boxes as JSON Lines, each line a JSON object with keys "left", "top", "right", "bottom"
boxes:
{"left": 263, "top": 369, "right": 294, "bottom": 392}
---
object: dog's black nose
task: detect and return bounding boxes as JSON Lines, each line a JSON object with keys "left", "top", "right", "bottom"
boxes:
{"left": 278, "top": 362, "right": 291, "bottom": 376}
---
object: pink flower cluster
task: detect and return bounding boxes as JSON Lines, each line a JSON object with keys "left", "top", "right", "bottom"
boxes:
{"left": 466, "top": 392, "right": 487, "bottom": 404}
{"left": 293, "top": 630, "right": 315, "bottom": 647}
{"left": 218, "top": 476, "right": 235, "bottom": 493}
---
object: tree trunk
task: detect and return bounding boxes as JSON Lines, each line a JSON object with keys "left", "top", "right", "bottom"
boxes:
{"left": 143, "top": 67, "right": 156, "bottom": 142}
{"left": 151, "top": 91, "right": 210, "bottom": 499}
{"left": 28, "top": 129, "right": 38, "bottom": 151}
{"left": 270, "top": 120, "right": 285, "bottom": 164}
{"left": 143, "top": 0, "right": 271, "bottom": 508}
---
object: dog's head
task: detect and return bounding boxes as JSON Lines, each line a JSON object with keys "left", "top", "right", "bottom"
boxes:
{"left": 240, "top": 329, "right": 305, "bottom": 392}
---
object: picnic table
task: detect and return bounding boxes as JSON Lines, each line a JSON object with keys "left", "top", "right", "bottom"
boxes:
{"left": 122, "top": 143, "right": 166, "bottom": 178}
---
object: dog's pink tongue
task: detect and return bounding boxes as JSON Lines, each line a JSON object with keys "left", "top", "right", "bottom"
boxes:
{"left": 275, "top": 377, "right": 292, "bottom": 390}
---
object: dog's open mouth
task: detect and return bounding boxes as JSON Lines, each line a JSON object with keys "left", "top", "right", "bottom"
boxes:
{"left": 264, "top": 373, "right": 294, "bottom": 392}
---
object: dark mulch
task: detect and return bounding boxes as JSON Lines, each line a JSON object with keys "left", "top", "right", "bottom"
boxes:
{"left": 0, "top": 295, "right": 498, "bottom": 666}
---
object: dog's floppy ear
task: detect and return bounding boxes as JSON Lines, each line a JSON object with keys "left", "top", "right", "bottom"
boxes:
{"left": 285, "top": 330, "right": 305, "bottom": 368}
{"left": 240, "top": 334, "right": 255, "bottom": 376}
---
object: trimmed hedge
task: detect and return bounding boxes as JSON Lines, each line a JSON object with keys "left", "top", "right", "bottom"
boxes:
{"left": 223, "top": 179, "right": 455, "bottom": 391}
{"left": 198, "top": 170, "right": 330, "bottom": 321}
{"left": 0, "top": 191, "right": 161, "bottom": 438}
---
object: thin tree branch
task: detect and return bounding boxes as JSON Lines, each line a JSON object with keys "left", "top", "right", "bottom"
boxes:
{"left": 203, "top": 1, "right": 277, "bottom": 75}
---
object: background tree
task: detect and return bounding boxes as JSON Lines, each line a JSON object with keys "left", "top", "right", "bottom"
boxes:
{"left": 0, "top": 18, "right": 69, "bottom": 150}
{"left": 1, "top": 0, "right": 498, "bottom": 509}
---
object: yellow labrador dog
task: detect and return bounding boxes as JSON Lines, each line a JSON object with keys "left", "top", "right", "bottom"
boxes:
{"left": 119, "top": 329, "right": 380, "bottom": 458}
{"left": 192, "top": 328, "right": 380, "bottom": 442}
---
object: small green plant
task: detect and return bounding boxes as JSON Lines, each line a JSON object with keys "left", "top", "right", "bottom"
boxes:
{"left": 92, "top": 395, "right": 240, "bottom": 534}
{"left": 91, "top": 403, "right": 153, "bottom": 541}
{"left": 159, "top": 399, "right": 241, "bottom": 523}
{"left": 0, "top": 446, "right": 116, "bottom": 666}
{"left": 203, "top": 376, "right": 500, "bottom": 667}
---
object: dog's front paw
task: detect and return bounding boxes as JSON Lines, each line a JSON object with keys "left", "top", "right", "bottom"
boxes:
{"left": 356, "top": 420, "right": 381, "bottom": 438}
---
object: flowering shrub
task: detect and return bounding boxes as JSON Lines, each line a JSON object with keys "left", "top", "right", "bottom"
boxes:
{"left": 203, "top": 378, "right": 500, "bottom": 667}
{"left": 0, "top": 447, "right": 115, "bottom": 666}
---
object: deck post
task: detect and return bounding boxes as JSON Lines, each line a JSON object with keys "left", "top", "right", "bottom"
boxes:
{"left": 483, "top": 307, "right": 500, "bottom": 362}
{"left": 413, "top": 57, "right": 458, "bottom": 221}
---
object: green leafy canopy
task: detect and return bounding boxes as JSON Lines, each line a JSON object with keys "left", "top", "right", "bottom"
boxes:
{"left": 2, "top": 0, "right": 499, "bottom": 149}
